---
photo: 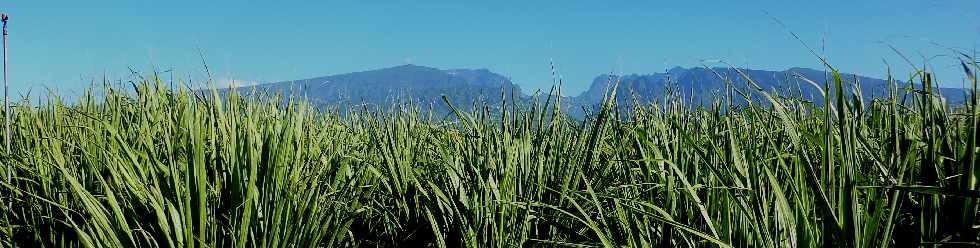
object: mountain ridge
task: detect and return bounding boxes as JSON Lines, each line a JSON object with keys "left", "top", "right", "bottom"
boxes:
{"left": 577, "top": 66, "right": 966, "bottom": 106}
{"left": 236, "top": 64, "right": 522, "bottom": 109}
{"left": 229, "top": 64, "right": 967, "bottom": 114}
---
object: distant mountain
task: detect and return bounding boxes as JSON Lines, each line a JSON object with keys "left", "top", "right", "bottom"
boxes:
{"left": 228, "top": 65, "right": 967, "bottom": 117}
{"left": 575, "top": 66, "right": 967, "bottom": 108}
{"left": 231, "top": 64, "right": 523, "bottom": 112}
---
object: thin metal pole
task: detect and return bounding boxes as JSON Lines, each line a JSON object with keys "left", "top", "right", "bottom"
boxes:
{"left": 2, "top": 13, "right": 9, "bottom": 189}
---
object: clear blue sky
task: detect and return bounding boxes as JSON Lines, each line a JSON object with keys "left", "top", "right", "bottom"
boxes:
{"left": 3, "top": 0, "right": 980, "bottom": 98}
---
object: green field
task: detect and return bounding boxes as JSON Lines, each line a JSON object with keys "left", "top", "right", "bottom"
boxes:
{"left": 1, "top": 62, "right": 979, "bottom": 247}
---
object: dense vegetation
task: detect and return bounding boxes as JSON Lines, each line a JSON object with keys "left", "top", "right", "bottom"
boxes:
{"left": 1, "top": 60, "right": 979, "bottom": 247}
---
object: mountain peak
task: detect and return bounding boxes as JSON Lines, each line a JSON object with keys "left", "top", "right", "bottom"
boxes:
{"left": 377, "top": 64, "right": 440, "bottom": 72}
{"left": 575, "top": 66, "right": 964, "bottom": 107}
{"left": 239, "top": 64, "right": 521, "bottom": 108}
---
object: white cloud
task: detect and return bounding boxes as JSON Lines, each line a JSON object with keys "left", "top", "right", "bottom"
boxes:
{"left": 216, "top": 78, "right": 261, "bottom": 88}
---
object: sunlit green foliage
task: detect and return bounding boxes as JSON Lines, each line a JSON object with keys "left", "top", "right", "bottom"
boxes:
{"left": 1, "top": 58, "right": 979, "bottom": 247}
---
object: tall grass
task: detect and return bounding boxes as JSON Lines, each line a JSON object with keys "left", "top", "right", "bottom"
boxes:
{"left": 0, "top": 59, "right": 979, "bottom": 247}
